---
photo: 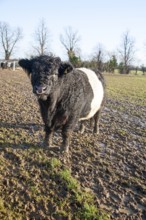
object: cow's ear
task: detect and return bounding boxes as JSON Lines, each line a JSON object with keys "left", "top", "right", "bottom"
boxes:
{"left": 19, "top": 59, "right": 32, "bottom": 75}
{"left": 58, "top": 62, "right": 73, "bottom": 76}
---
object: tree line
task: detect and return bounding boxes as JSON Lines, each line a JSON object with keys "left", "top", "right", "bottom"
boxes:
{"left": 0, "top": 19, "right": 145, "bottom": 74}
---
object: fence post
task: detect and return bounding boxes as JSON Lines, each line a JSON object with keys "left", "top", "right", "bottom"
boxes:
{"left": 13, "top": 61, "right": 16, "bottom": 71}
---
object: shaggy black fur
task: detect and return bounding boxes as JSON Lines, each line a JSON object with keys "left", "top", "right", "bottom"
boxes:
{"left": 19, "top": 55, "right": 105, "bottom": 153}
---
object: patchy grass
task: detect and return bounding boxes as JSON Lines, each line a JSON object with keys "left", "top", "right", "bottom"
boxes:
{"left": 0, "top": 147, "right": 108, "bottom": 220}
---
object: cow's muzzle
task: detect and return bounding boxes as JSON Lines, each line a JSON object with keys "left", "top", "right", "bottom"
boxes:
{"left": 34, "top": 85, "right": 47, "bottom": 94}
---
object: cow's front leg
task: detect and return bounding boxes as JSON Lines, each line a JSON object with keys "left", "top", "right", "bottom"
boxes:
{"left": 44, "top": 125, "right": 54, "bottom": 147}
{"left": 62, "top": 128, "right": 72, "bottom": 153}
{"left": 61, "top": 115, "right": 79, "bottom": 154}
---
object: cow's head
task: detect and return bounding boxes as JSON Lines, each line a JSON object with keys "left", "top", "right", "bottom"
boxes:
{"left": 19, "top": 55, "right": 73, "bottom": 100}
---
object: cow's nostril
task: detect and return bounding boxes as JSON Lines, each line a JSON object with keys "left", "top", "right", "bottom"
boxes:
{"left": 42, "top": 86, "right": 47, "bottom": 91}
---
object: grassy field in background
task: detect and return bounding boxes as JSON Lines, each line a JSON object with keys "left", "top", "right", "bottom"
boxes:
{"left": 105, "top": 74, "right": 146, "bottom": 106}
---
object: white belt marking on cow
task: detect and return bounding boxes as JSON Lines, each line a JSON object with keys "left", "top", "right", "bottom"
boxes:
{"left": 78, "top": 68, "right": 104, "bottom": 121}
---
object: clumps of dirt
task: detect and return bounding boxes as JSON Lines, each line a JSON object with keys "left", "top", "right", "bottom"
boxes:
{"left": 0, "top": 70, "right": 146, "bottom": 219}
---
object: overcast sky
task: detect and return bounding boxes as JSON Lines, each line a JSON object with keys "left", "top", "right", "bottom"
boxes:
{"left": 0, "top": 0, "right": 146, "bottom": 65}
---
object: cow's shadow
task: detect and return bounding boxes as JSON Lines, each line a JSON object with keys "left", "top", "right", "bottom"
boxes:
{"left": 0, "top": 122, "right": 43, "bottom": 130}
{"left": 0, "top": 122, "right": 44, "bottom": 150}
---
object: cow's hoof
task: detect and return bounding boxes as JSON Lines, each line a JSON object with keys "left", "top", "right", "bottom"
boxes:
{"left": 60, "top": 149, "right": 70, "bottom": 163}
{"left": 61, "top": 148, "right": 69, "bottom": 155}
{"left": 60, "top": 145, "right": 69, "bottom": 155}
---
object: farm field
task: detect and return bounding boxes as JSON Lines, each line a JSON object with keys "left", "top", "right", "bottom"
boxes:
{"left": 0, "top": 70, "right": 146, "bottom": 220}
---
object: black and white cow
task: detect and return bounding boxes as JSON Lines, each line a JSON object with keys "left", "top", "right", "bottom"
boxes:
{"left": 1, "top": 62, "right": 7, "bottom": 69}
{"left": 19, "top": 55, "right": 105, "bottom": 154}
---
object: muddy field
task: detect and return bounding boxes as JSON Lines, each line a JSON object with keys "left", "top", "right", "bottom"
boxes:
{"left": 0, "top": 69, "right": 146, "bottom": 220}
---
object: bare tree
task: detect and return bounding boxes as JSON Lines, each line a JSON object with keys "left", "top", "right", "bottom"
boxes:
{"left": 118, "top": 31, "right": 135, "bottom": 74}
{"left": 0, "top": 22, "right": 23, "bottom": 60}
{"left": 60, "top": 26, "right": 81, "bottom": 64}
{"left": 92, "top": 44, "right": 105, "bottom": 71}
{"left": 32, "top": 19, "right": 51, "bottom": 55}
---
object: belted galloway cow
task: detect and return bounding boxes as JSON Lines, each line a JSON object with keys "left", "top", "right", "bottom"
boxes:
{"left": 19, "top": 55, "right": 105, "bottom": 154}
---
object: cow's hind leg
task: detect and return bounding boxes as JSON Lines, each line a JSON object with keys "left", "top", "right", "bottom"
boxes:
{"left": 79, "top": 122, "right": 85, "bottom": 134}
{"left": 93, "top": 109, "right": 101, "bottom": 134}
